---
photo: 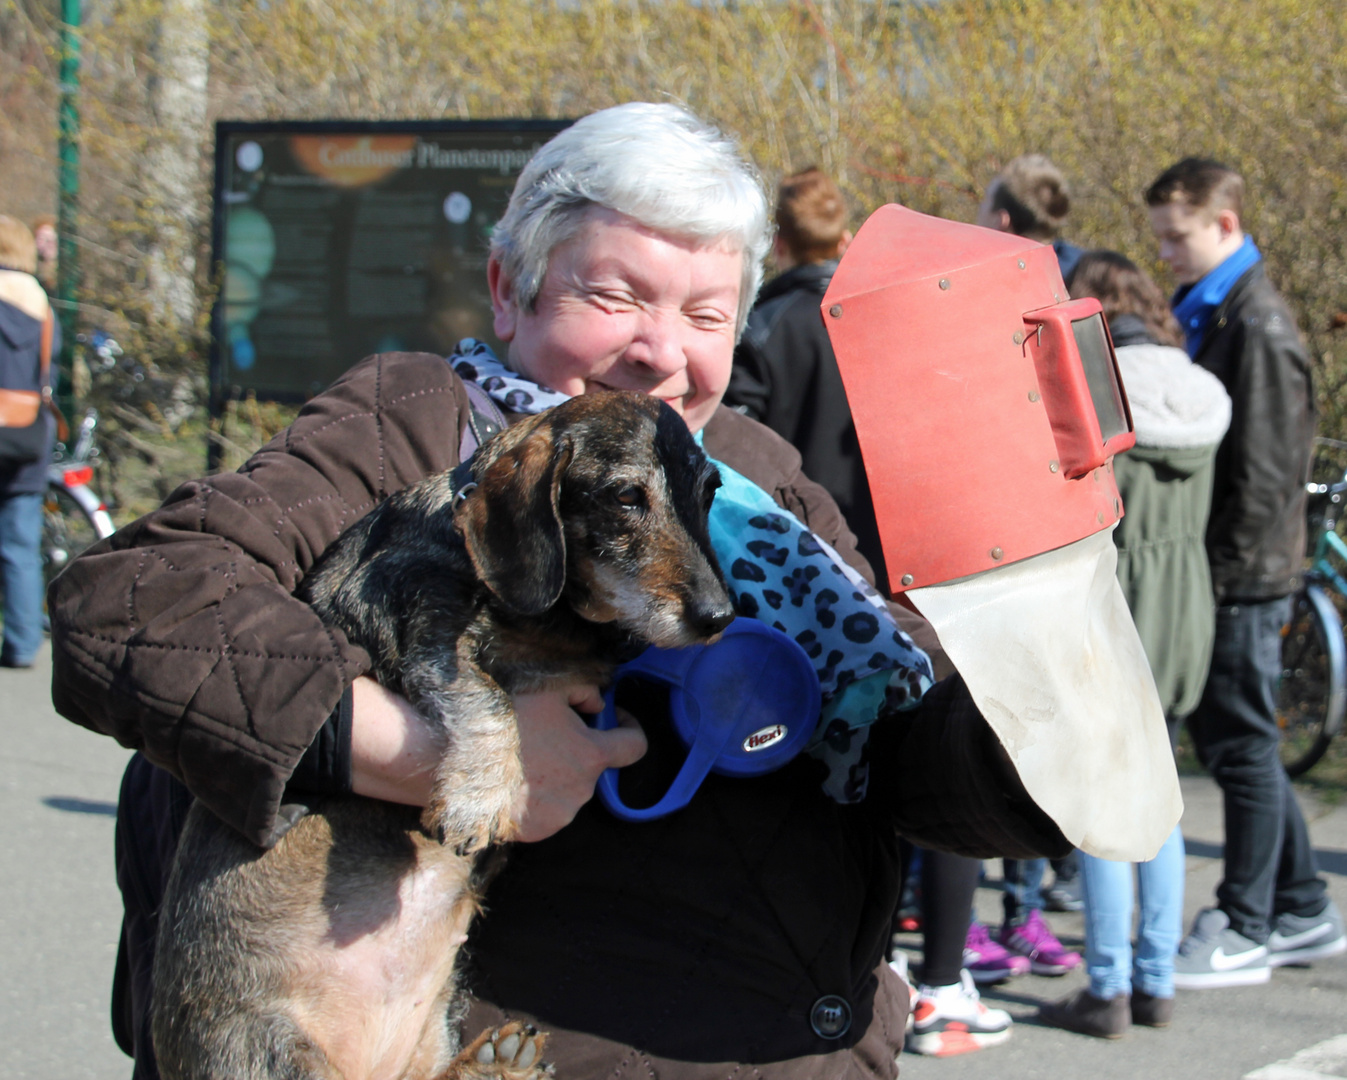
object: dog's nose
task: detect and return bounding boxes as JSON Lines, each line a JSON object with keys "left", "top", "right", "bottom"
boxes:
{"left": 690, "top": 598, "right": 736, "bottom": 640}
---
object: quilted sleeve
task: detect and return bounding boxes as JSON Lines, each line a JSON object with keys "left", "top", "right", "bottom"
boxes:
{"left": 49, "top": 353, "right": 471, "bottom": 845}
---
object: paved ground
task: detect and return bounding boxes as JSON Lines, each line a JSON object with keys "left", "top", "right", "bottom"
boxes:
{"left": 5, "top": 645, "right": 1347, "bottom": 1079}
{"left": 895, "top": 770, "right": 1347, "bottom": 1080}
{"left": 3, "top": 645, "right": 131, "bottom": 1080}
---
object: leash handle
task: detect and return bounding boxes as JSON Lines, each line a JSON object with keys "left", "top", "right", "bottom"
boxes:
{"left": 595, "top": 620, "right": 822, "bottom": 822}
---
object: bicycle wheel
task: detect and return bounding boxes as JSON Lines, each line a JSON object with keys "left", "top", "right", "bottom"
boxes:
{"left": 42, "top": 482, "right": 105, "bottom": 594}
{"left": 1278, "top": 585, "right": 1347, "bottom": 776}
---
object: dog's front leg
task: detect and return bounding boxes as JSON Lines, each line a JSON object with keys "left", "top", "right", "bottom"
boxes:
{"left": 403, "top": 648, "right": 523, "bottom": 854}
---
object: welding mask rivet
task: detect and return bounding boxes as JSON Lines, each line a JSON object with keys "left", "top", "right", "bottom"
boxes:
{"left": 1017, "top": 259, "right": 1026, "bottom": 269}
{"left": 939, "top": 278, "right": 951, "bottom": 290}
{"left": 1049, "top": 461, "right": 1060, "bottom": 473}
{"left": 1028, "top": 390, "right": 1040, "bottom": 402}
{"left": 829, "top": 304, "right": 843, "bottom": 318}
{"left": 990, "top": 547, "right": 1004, "bottom": 560}
{"left": 901, "top": 573, "right": 914, "bottom": 586}
{"left": 1013, "top": 331, "right": 1025, "bottom": 345}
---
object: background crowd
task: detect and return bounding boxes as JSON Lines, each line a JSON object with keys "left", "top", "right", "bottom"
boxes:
{"left": 728, "top": 152, "right": 1340, "bottom": 1057}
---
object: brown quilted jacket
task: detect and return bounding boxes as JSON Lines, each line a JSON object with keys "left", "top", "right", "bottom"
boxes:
{"left": 49, "top": 351, "right": 960, "bottom": 847}
{"left": 49, "top": 352, "right": 1067, "bottom": 1079}
{"left": 50, "top": 355, "right": 471, "bottom": 844}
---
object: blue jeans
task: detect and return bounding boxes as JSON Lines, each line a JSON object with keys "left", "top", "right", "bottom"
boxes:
{"left": 1079, "top": 825, "right": 1185, "bottom": 999}
{"left": 1187, "top": 598, "right": 1326, "bottom": 942}
{"left": 1001, "top": 858, "right": 1045, "bottom": 924}
{"left": 0, "top": 491, "right": 44, "bottom": 665}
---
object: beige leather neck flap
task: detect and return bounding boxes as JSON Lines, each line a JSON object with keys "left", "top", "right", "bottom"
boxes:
{"left": 907, "top": 527, "right": 1183, "bottom": 862}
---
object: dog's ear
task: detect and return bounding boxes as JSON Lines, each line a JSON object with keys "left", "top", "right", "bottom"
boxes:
{"left": 457, "top": 425, "right": 575, "bottom": 616}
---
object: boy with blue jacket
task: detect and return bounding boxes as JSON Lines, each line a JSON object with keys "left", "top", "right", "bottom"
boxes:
{"left": 1146, "top": 158, "right": 1344, "bottom": 988}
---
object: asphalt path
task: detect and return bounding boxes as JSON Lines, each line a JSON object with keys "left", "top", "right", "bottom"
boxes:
{"left": 896, "top": 766, "right": 1347, "bottom": 1079}
{"left": 5, "top": 646, "right": 1347, "bottom": 1079}
{"left": 3, "top": 646, "right": 131, "bottom": 1080}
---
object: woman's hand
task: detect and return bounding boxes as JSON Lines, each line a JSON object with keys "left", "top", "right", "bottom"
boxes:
{"left": 511, "top": 686, "right": 647, "bottom": 842}
{"left": 348, "top": 676, "right": 648, "bottom": 842}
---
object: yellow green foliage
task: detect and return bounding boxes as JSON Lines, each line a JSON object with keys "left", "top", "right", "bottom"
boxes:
{"left": 4, "top": 0, "right": 1346, "bottom": 439}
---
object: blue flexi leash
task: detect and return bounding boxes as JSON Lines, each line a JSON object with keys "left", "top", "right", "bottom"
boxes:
{"left": 593, "top": 620, "right": 823, "bottom": 821}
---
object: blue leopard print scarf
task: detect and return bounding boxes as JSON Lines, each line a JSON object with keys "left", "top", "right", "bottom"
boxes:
{"left": 450, "top": 339, "right": 933, "bottom": 802}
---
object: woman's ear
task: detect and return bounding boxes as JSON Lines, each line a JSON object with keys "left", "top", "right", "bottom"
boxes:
{"left": 487, "top": 256, "right": 519, "bottom": 342}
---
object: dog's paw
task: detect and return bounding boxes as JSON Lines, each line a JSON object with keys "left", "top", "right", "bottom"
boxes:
{"left": 452, "top": 1022, "right": 550, "bottom": 1079}
{"left": 421, "top": 804, "right": 494, "bottom": 855}
{"left": 423, "top": 794, "right": 517, "bottom": 855}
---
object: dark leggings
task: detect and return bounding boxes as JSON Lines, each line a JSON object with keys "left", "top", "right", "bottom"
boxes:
{"left": 920, "top": 849, "right": 982, "bottom": 987}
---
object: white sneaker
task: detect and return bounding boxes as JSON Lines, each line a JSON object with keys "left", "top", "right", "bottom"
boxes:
{"left": 889, "top": 954, "right": 920, "bottom": 1033}
{"left": 907, "top": 970, "right": 1013, "bottom": 1056}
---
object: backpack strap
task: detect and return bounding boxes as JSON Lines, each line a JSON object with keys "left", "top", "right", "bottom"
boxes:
{"left": 39, "top": 306, "right": 53, "bottom": 387}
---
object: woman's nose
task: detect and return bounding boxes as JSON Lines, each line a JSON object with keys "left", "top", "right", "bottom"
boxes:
{"left": 625, "top": 310, "right": 687, "bottom": 377}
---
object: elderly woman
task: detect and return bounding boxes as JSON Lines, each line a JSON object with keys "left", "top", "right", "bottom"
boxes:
{"left": 51, "top": 104, "right": 1066, "bottom": 1080}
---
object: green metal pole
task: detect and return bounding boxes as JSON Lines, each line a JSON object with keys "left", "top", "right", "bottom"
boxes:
{"left": 55, "top": 0, "right": 81, "bottom": 415}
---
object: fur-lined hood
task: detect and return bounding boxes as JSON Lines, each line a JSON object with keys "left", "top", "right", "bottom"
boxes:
{"left": 1116, "top": 342, "right": 1231, "bottom": 451}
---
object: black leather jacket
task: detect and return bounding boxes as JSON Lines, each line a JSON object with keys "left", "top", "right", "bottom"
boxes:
{"left": 1189, "top": 263, "right": 1315, "bottom": 601}
{"left": 725, "top": 262, "right": 886, "bottom": 583}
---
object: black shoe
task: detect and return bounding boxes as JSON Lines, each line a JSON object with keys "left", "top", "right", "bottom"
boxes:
{"left": 1130, "top": 989, "right": 1173, "bottom": 1028}
{"left": 1039, "top": 989, "right": 1129, "bottom": 1039}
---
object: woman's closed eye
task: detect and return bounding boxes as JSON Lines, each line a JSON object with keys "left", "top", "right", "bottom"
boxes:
{"left": 588, "top": 287, "right": 640, "bottom": 312}
{"left": 685, "top": 305, "right": 734, "bottom": 330}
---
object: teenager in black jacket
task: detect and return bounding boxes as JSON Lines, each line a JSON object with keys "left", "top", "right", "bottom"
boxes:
{"left": 1146, "top": 157, "right": 1343, "bottom": 989}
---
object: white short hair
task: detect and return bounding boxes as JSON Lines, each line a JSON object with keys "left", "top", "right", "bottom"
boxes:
{"left": 491, "top": 102, "right": 771, "bottom": 336}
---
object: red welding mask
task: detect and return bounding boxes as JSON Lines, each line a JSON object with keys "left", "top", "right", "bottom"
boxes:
{"left": 824, "top": 205, "right": 1181, "bottom": 861}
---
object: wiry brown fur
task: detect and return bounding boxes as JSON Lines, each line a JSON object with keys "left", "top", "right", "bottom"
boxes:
{"left": 151, "top": 391, "right": 735, "bottom": 1080}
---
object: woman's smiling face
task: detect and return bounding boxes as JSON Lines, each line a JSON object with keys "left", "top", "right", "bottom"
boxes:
{"left": 488, "top": 207, "right": 744, "bottom": 434}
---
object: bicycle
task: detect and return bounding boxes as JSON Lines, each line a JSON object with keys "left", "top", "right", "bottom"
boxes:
{"left": 43, "top": 405, "right": 115, "bottom": 594}
{"left": 1277, "top": 438, "right": 1347, "bottom": 776}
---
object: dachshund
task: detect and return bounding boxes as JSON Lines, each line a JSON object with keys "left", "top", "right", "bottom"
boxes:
{"left": 151, "top": 390, "right": 736, "bottom": 1080}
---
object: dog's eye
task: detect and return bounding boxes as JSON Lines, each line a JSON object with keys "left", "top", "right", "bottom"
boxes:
{"left": 614, "top": 485, "right": 647, "bottom": 510}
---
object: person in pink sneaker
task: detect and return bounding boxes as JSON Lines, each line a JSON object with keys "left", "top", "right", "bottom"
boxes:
{"left": 964, "top": 918, "right": 1031, "bottom": 984}
{"left": 997, "top": 910, "right": 1083, "bottom": 976}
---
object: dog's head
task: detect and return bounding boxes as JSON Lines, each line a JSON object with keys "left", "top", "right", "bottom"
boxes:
{"left": 455, "top": 391, "right": 735, "bottom": 648}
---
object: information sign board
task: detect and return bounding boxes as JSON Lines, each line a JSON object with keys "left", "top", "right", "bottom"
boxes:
{"left": 210, "top": 119, "right": 569, "bottom": 404}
